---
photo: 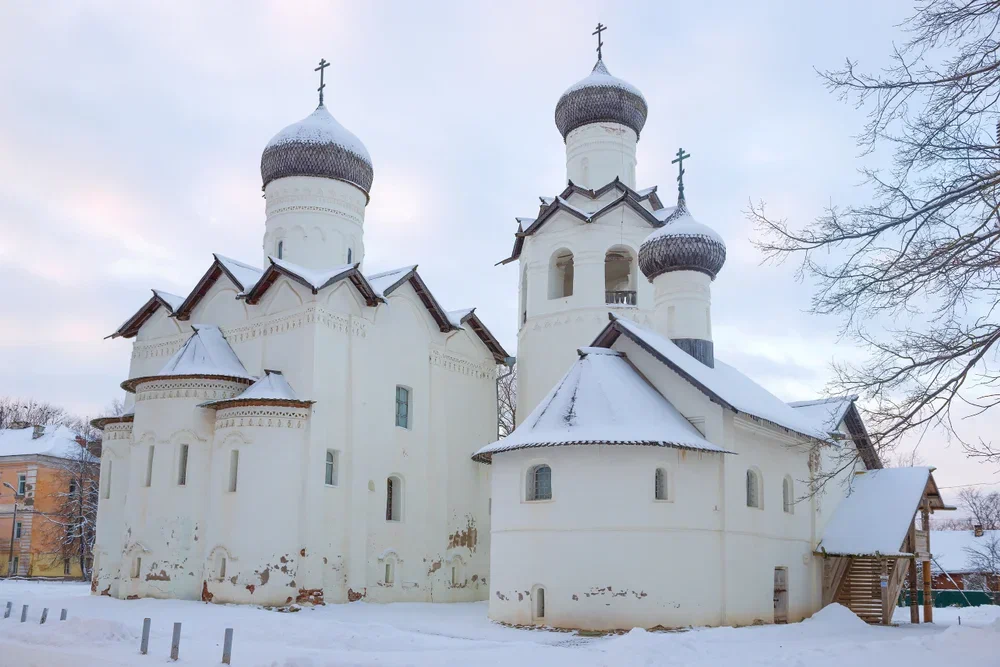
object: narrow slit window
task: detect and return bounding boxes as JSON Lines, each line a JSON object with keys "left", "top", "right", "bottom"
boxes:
{"left": 132, "top": 556, "right": 142, "bottom": 579}
{"left": 104, "top": 460, "right": 112, "bottom": 499}
{"left": 654, "top": 468, "right": 668, "bottom": 500}
{"left": 145, "top": 446, "right": 155, "bottom": 487}
{"left": 386, "top": 476, "right": 402, "bottom": 521}
{"left": 277, "top": 240, "right": 284, "bottom": 259}
{"left": 395, "top": 386, "right": 410, "bottom": 428}
{"left": 178, "top": 444, "right": 189, "bottom": 486}
{"left": 325, "top": 450, "right": 338, "bottom": 486}
{"left": 384, "top": 562, "right": 394, "bottom": 585}
{"left": 228, "top": 450, "right": 240, "bottom": 493}
{"left": 782, "top": 476, "right": 794, "bottom": 514}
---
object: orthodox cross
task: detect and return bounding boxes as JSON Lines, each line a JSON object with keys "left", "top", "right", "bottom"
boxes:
{"left": 315, "top": 58, "right": 330, "bottom": 106}
{"left": 672, "top": 147, "right": 691, "bottom": 200}
{"left": 593, "top": 23, "right": 607, "bottom": 60}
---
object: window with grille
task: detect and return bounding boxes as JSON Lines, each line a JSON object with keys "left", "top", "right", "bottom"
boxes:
{"left": 386, "top": 476, "right": 402, "bottom": 521}
{"left": 654, "top": 468, "right": 668, "bottom": 500}
{"left": 526, "top": 465, "right": 552, "bottom": 501}
{"left": 325, "top": 450, "right": 339, "bottom": 486}
{"left": 178, "top": 444, "right": 189, "bottom": 486}
{"left": 747, "top": 469, "right": 762, "bottom": 509}
{"left": 395, "top": 386, "right": 410, "bottom": 428}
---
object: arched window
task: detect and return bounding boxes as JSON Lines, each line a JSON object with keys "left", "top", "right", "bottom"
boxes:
{"left": 526, "top": 465, "right": 552, "bottom": 501}
{"left": 277, "top": 240, "right": 284, "bottom": 259}
{"left": 605, "top": 246, "right": 636, "bottom": 305}
{"left": 782, "top": 476, "right": 794, "bottom": 514}
{"left": 347, "top": 247, "right": 353, "bottom": 264}
{"left": 548, "top": 249, "right": 574, "bottom": 299}
{"left": 533, "top": 585, "right": 546, "bottom": 622}
{"left": 746, "top": 468, "right": 762, "bottom": 509}
{"left": 386, "top": 475, "right": 402, "bottom": 521}
{"left": 325, "top": 450, "right": 339, "bottom": 486}
{"left": 654, "top": 468, "right": 668, "bottom": 501}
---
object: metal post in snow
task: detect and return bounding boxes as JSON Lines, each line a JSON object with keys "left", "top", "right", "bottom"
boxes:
{"left": 39, "top": 608, "right": 48, "bottom": 624}
{"left": 170, "top": 622, "right": 181, "bottom": 661}
{"left": 140, "top": 618, "right": 151, "bottom": 655}
{"left": 222, "top": 627, "right": 234, "bottom": 665}
{"left": 19, "top": 605, "right": 27, "bottom": 622}
{"left": 3, "top": 601, "right": 10, "bottom": 618}
{"left": 59, "top": 608, "right": 67, "bottom": 621}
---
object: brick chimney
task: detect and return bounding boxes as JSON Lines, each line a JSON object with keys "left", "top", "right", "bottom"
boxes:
{"left": 31, "top": 424, "right": 44, "bottom": 439}
{"left": 974, "top": 524, "right": 984, "bottom": 537}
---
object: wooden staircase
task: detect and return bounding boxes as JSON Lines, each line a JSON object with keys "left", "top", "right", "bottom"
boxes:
{"left": 831, "top": 556, "right": 909, "bottom": 624}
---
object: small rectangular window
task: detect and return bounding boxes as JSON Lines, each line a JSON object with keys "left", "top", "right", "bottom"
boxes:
{"left": 145, "top": 445, "right": 155, "bottom": 487}
{"left": 395, "top": 386, "right": 410, "bottom": 428}
{"left": 384, "top": 562, "right": 394, "bottom": 585}
{"left": 178, "top": 444, "right": 189, "bottom": 486}
{"left": 228, "top": 450, "right": 239, "bottom": 493}
{"left": 131, "top": 556, "right": 142, "bottom": 579}
{"left": 63, "top": 558, "right": 71, "bottom": 575}
{"left": 16, "top": 474, "right": 25, "bottom": 496}
{"left": 14, "top": 522, "right": 22, "bottom": 539}
{"left": 325, "top": 450, "right": 339, "bottom": 486}
{"left": 103, "top": 460, "right": 112, "bottom": 499}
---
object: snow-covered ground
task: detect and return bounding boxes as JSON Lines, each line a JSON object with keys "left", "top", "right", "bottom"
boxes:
{"left": 0, "top": 581, "right": 997, "bottom": 666}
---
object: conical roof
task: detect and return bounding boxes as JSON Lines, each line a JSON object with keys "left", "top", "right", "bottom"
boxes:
{"left": 261, "top": 104, "right": 374, "bottom": 195}
{"left": 200, "top": 370, "right": 312, "bottom": 409}
{"left": 121, "top": 325, "right": 254, "bottom": 392}
{"left": 554, "top": 59, "right": 648, "bottom": 140}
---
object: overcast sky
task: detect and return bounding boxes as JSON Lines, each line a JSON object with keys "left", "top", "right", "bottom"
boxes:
{"left": 1, "top": 1, "right": 996, "bottom": 495}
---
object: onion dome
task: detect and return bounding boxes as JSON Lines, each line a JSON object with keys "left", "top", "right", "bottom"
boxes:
{"left": 260, "top": 104, "right": 374, "bottom": 195}
{"left": 639, "top": 200, "right": 727, "bottom": 280}
{"left": 554, "top": 59, "right": 648, "bottom": 141}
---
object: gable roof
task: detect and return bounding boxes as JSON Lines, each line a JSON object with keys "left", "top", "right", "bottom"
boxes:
{"left": 243, "top": 257, "right": 379, "bottom": 306}
{"left": 473, "top": 347, "right": 728, "bottom": 463}
{"left": 818, "top": 467, "right": 951, "bottom": 556}
{"left": 173, "top": 254, "right": 265, "bottom": 321}
{"left": 592, "top": 315, "right": 828, "bottom": 442}
{"left": 447, "top": 307, "right": 510, "bottom": 364}
{"left": 0, "top": 424, "right": 88, "bottom": 460}
{"left": 930, "top": 530, "right": 1000, "bottom": 573}
{"left": 498, "top": 178, "right": 669, "bottom": 265}
{"left": 791, "top": 396, "right": 883, "bottom": 470}
{"left": 110, "top": 289, "right": 186, "bottom": 339}
{"left": 122, "top": 324, "right": 254, "bottom": 392}
{"left": 200, "top": 369, "right": 312, "bottom": 410}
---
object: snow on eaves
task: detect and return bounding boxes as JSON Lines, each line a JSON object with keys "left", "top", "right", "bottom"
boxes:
{"left": 153, "top": 324, "right": 252, "bottom": 381}
{"left": 264, "top": 104, "right": 372, "bottom": 165}
{"left": 215, "top": 254, "right": 264, "bottom": 294}
{"left": 0, "top": 424, "right": 87, "bottom": 460}
{"left": 561, "top": 59, "right": 646, "bottom": 102}
{"left": 269, "top": 257, "right": 357, "bottom": 291}
{"left": 365, "top": 265, "right": 417, "bottom": 298}
{"left": 645, "top": 206, "right": 725, "bottom": 246}
{"left": 474, "top": 347, "right": 728, "bottom": 460}
{"left": 610, "top": 317, "right": 828, "bottom": 441}
{"left": 818, "top": 467, "right": 932, "bottom": 556}
{"left": 152, "top": 290, "right": 185, "bottom": 313}
{"left": 200, "top": 370, "right": 308, "bottom": 408}
{"left": 789, "top": 396, "right": 857, "bottom": 437}
{"left": 447, "top": 308, "right": 475, "bottom": 329}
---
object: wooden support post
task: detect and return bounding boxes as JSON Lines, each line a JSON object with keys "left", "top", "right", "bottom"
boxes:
{"left": 59, "top": 609, "right": 67, "bottom": 621}
{"left": 39, "top": 608, "right": 48, "bottom": 624}
{"left": 879, "top": 558, "right": 889, "bottom": 625}
{"left": 909, "top": 557, "right": 919, "bottom": 624}
{"left": 922, "top": 500, "right": 933, "bottom": 623}
{"left": 20, "top": 605, "right": 27, "bottom": 622}
{"left": 3, "top": 601, "right": 10, "bottom": 619}
{"left": 170, "top": 622, "right": 181, "bottom": 661}
{"left": 140, "top": 618, "right": 151, "bottom": 655}
{"left": 222, "top": 627, "right": 234, "bottom": 665}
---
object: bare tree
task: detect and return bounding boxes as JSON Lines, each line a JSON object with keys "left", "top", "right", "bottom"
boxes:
{"left": 497, "top": 364, "right": 516, "bottom": 438}
{"left": 0, "top": 397, "right": 66, "bottom": 430}
{"left": 942, "top": 487, "right": 1000, "bottom": 530}
{"left": 40, "top": 442, "right": 100, "bottom": 579}
{"left": 964, "top": 533, "right": 1000, "bottom": 603}
{"left": 749, "top": 1, "right": 1000, "bottom": 468}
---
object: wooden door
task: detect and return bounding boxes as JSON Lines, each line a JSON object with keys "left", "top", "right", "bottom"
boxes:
{"left": 774, "top": 567, "right": 788, "bottom": 624}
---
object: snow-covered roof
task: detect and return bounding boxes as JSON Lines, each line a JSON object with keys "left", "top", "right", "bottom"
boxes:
{"left": 200, "top": 370, "right": 310, "bottom": 409}
{"left": 644, "top": 206, "right": 725, "bottom": 246}
{"left": 215, "top": 254, "right": 264, "bottom": 294}
{"left": 931, "top": 530, "right": 1000, "bottom": 573}
{"left": 269, "top": 258, "right": 355, "bottom": 291}
{"left": 123, "top": 324, "right": 253, "bottom": 392}
{"left": 561, "top": 59, "right": 647, "bottom": 101}
{"left": 474, "top": 347, "right": 728, "bottom": 462}
{"left": 152, "top": 290, "right": 185, "bottom": 312}
{"left": 0, "top": 424, "right": 87, "bottom": 460}
{"left": 110, "top": 289, "right": 186, "bottom": 338}
{"left": 789, "top": 396, "right": 857, "bottom": 436}
{"left": 365, "top": 265, "right": 417, "bottom": 298}
{"left": 264, "top": 104, "right": 372, "bottom": 164}
{"left": 447, "top": 308, "right": 475, "bottom": 329}
{"left": 601, "top": 317, "right": 828, "bottom": 441}
{"left": 818, "top": 467, "right": 934, "bottom": 556}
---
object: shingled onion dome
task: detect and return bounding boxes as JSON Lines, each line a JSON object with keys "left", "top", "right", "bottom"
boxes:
{"left": 260, "top": 104, "right": 374, "bottom": 195}
{"left": 638, "top": 199, "right": 727, "bottom": 281}
{"left": 554, "top": 59, "right": 648, "bottom": 141}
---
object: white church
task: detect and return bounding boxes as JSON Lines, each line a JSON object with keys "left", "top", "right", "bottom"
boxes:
{"left": 92, "top": 36, "right": 952, "bottom": 630}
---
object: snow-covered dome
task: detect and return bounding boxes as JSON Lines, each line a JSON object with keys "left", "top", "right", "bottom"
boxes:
{"left": 260, "top": 104, "right": 374, "bottom": 195}
{"left": 554, "top": 59, "right": 648, "bottom": 141}
{"left": 639, "top": 201, "right": 727, "bottom": 280}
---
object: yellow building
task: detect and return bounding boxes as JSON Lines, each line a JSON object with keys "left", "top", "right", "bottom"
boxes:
{"left": 0, "top": 423, "right": 96, "bottom": 578}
